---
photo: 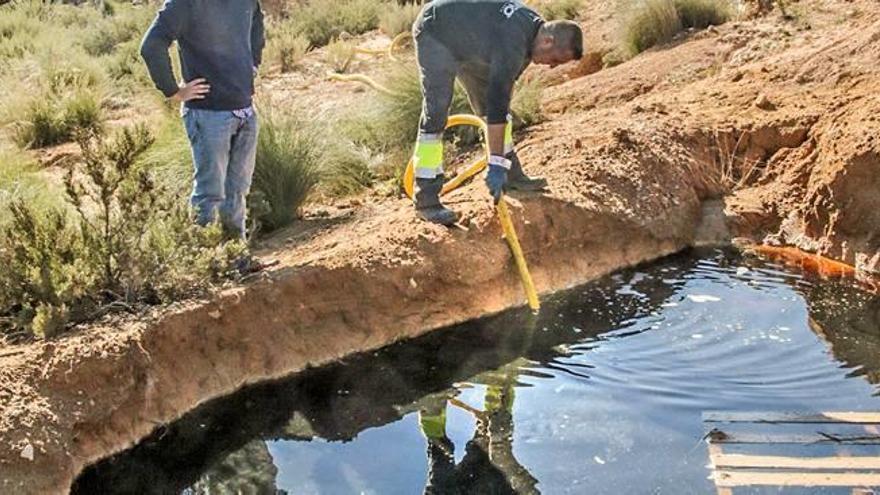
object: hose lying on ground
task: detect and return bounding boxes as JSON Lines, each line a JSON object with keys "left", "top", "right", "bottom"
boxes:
{"left": 353, "top": 32, "right": 412, "bottom": 61}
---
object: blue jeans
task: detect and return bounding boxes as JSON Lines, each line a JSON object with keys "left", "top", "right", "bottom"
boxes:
{"left": 182, "top": 107, "right": 259, "bottom": 239}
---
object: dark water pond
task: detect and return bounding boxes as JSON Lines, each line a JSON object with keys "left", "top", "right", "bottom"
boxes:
{"left": 74, "top": 248, "right": 880, "bottom": 495}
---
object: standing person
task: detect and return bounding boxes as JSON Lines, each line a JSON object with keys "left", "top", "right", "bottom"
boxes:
{"left": 140, "top": 0, "right": 265, "bottom": 239}
{"left": 411, "top": 0, "right": 583, "bottom": 225}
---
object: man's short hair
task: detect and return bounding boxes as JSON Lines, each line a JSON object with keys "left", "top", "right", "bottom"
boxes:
{"left": 545, "top": 20, "right": 584, "bottom": 60}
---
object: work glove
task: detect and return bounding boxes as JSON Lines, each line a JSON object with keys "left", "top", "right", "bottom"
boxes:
{"left": 485, "top": 155, "right": 510, "bottom": 204}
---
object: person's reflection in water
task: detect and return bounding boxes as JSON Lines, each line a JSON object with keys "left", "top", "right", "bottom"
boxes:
{"left": 419, "top": 371, "right": 539, "bottom": 495}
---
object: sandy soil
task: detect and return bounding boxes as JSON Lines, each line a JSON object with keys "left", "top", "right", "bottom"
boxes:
{"left": 2, "top": 0, "right": 880, "bottom": 492}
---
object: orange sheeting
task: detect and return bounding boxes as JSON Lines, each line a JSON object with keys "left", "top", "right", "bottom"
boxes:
{"left": 749, "top": 245, "right": 856, "bottom": 278}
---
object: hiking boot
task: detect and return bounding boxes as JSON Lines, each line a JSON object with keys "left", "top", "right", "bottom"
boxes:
{"left": 506, "top": 151, "right": 548, "bottom": 191}
{"left": 414, "top": 176, "right": 458, "bottom": 226}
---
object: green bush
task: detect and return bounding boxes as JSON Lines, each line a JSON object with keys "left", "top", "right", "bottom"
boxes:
{"left": 265, "top": 23, "right": 310, "bottom": 73}
{"left": 674, "top": 0, "right": 733, "bottom": 28}
{"left": 620, "top": 0, "right": 682, "bottom": 56}
{"left": 0, "top": 147, "right": 62, "bottom": 227}
{"left": 317, "top": 140, "right": 376, "bottom": 197}
{"left": 511, "top": 77, "right": 545, "bottom": 130}
{"left": 80, "top": 4, "right": 153, "bottom": 57}
{"left": 4, "top": 47, "right": 107, "bottom": 148}
{"left": 0, "top": 125, "right": 246, "bottom": 339}
{"left": 11, "top": 89, "right": 104, "bottom": 149}
{"left": 250, "top": 114, "right": 321, "bottom": 233}
{"left": 282, "top": 0, "right": 385, "bottom": 48}
{"left": 532, "top": 0, "right": 584, "bottom": 20}
{"left": 326, "top": 37, "right": 356, "bottom": 73}
{"left": 618, "top": 0, "right": 732, "bottom": 57}
{"left": 379, "top": 2, "right": 421, "bottom": 37}
{"left": 137, "top": 116, "right": 193, "bottom": 196}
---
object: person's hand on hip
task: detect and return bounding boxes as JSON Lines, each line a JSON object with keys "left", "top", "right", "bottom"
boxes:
{"left": 172, "top": 78, "right": 211, "bottom": 102}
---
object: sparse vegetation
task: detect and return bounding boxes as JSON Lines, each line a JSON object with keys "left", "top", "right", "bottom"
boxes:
{"left": 326, "top": 37, "right": 356, "bottom": 73}
{"left": 530, "top": 0, "right": 584, "bottom": 20}
{"left": 511, "top": 77, "right": 545, "bottom": 129}
{"left": 0, "top": 147, "right": 62, "bottom": 227}
{"left": 0, "top": 126, "right": 245, "bottom": 339}
{"left": 265, "top": 25, "right": 311, "bottom": 73}
{"left": 675, "top": 0, "right": 734, "bottom": 28}
{"left": 618, "top": 0, "right": 733, "bottom": 57}
{"left": 250, "top": 114, "right": 321, "bottom": 233}
{"left": 379, "top": 2, "right": 422, "bottom": 37}
{"left": 316, "top": 140, "right": 376, "bottom": 197}
{"left": 277, "top": 0, "right": 386, "bottom": 48}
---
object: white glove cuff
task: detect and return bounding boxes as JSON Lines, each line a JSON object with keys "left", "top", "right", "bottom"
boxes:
{"left": 488, "top": 154, "right": 512, "bottom": 169}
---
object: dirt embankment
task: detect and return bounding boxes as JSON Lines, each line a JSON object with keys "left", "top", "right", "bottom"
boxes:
{"left": 2, "top": 0, "right": 880, "bottom": 492}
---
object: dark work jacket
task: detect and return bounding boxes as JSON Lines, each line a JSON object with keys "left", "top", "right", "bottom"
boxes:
{"left": 415, "top": 0, "right": 543, "bottom": 124}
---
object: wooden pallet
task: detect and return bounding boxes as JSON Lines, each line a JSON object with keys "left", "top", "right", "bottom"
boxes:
{"left": 704, "top": 412, "right": 880, "bottom": 494}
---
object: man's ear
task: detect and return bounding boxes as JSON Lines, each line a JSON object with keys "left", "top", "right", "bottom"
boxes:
{"left": 541, "top": 34, "right": 556, "bottom": 48}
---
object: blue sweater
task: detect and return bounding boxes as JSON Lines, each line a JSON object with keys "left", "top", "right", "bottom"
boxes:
{"left": 140, "top": 0, "right": 265, "bottom": 111}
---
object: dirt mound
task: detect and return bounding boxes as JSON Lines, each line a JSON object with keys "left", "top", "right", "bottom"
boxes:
{"left": 3, "top": 1, "right": 880, "bottom": 492}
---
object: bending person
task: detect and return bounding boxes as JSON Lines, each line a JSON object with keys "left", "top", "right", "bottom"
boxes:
{"left": 411, "top": 0, "right": 583, "bottom": 225}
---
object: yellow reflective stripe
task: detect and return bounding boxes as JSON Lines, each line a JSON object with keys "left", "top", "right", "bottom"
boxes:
{"left": 413, "top": 139, "right": 444, "bottom": 170}
{"left": 420, "top": 409, "right": 447, "bottom": 439}
{"left": 504, "top": 117, "right": 514, "bottom": 153}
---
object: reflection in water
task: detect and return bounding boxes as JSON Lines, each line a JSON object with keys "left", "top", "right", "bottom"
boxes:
{"left": 74, "top": 249, "right": 880, "bottom": 494}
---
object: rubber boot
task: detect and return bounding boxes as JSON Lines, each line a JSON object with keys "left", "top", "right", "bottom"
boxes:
{"left": 415, "top": 176, "right": 458, "bottom": 226}
{"left": 506, "top": 151, "right": 548, "bottom": 191}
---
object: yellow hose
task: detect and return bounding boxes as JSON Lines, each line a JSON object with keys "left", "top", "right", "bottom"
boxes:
{"left": 403, "top": 114, "right": 489, "bottom": 199}
{"left": 325, "top": 72, "right": 397, "bottom": 96}
{"left": 353, "top": 32, "right": 413, "bottom": 60}
{"left": 322, "top": 62, "right": 539, "bottom": 311}
{"left": 497, "top": 199, "right": 540, "bottom": 311}
{"left": 402, "top": 114, "right": 541, "bottom": 312}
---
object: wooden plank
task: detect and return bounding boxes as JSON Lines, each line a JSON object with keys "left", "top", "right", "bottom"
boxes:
{"left": 711, "top": 432, "right": 880, "bottom": 445}
{"left": 715, "top": 470, "right": 880, "bottom": 488}
{"left": 704, "top": 412, "right": 880, "bottom": 424}
{"left": 711, "top": 453, "right": 880, "bottom": 470}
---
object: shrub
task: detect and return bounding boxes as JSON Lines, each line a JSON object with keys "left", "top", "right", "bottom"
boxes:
{"left": 343, "top": 64, "right": 471, "bottom": 156}
{"left": 326, "top": 37, "right": 356, "bottom": 73}
{"left": 249, "top": 114, "right": 321, "bottom": 233}
{"left": 317, "top": 140, "right": 376, "bottom": 197}
{"left": 0, "top": 125, "right": 246, "bottom": 339}
{"left": 3, "top": 46, "right": 107, "bottom": 148}
{"left": 80, "top": 4, "right": 153, "bottom": 57}
{"left": 619, "top": 0, "right": 682, "bottom": 57}
{"left": 11, "top": 89, "right": 104, "bottom": 149}
{"left": 674, "top": 0, "right": 733, "bottom": 28}
{"left": 265, "top": 25, "right": 310, "bottom": 73}
{"left": 531, "top": 0, "right": 583, "bottom": 20}
{"left": 379, "top": 2, "right": 421, "bottom": 37}
{"left": 618, "top": 0, "right": 733, "bottom": 57}
{"left": 285, "top": 0, "right": 385, "bottom": 47}
{"left": 0, "top": 147, "right": 62, "bottom": 227}
{"left": 511, "top": 77, "right": 545, "bottom": 130}
{"left": 137, "top": 116, "right": 193, "bottom": 196}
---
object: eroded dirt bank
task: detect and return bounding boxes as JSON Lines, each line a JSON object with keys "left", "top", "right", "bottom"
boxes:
{"left": 3, "top": 0, "right": 880, "bottom": 492}
{"left": 0, "top": 167, "right": 707, "bottom": 492}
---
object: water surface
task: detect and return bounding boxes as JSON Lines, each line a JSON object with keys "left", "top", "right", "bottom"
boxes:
{"left": 74, "top": 248, "right": 880, "bottom": 494}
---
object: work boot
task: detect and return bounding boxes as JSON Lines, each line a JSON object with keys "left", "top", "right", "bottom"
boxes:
{"left": 415, "top": 176, "right": 458, "bottom": 226}
{"left": 506, "top": 151, "right": 548, "bottom": 191}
